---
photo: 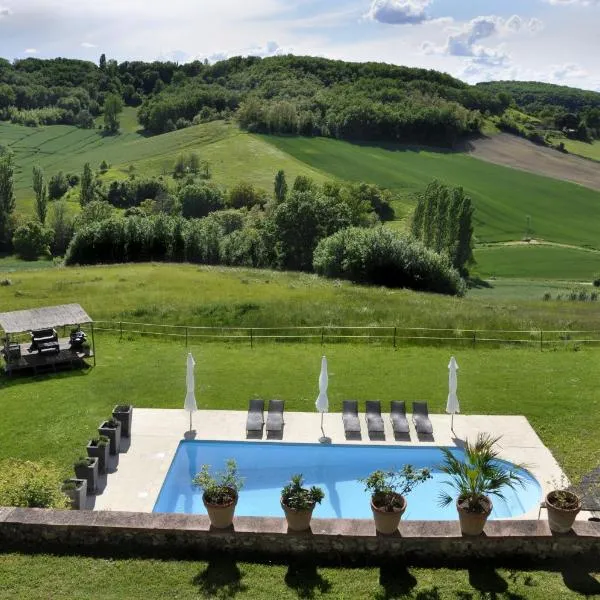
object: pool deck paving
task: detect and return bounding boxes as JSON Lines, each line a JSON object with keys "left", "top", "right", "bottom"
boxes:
{"left": 92, "top": 408, "right": 589, "bottom": 522}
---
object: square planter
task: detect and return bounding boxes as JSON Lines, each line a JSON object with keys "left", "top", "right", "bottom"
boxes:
{"left": 73, "top": 457, "right": 99, "bottom": 494}
{"left": 86, "top": 438, "right": 110, "bottom": 474}
{"left": 112, "top": 404, "right": 133, "bottom": 437}
{"left": 61, "top": 478, "right": 86, "bottom": 510}
{"left": 99, "top": 419, "right": 122, "bottom": 455}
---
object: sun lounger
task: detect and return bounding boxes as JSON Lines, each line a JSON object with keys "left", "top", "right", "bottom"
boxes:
{"left": 266, "top": 399, "right": 285, "bottom": 435}
{"left": 246, "top": 399, "right": 264, "bottom": 436}
{"left": 365, "top": 400, "right": 384, "bottom": 434}
{"left": 412, "top": 401, "right": 433, "bottom": 435}
{"left": 342, "top": 400, "right": 361, "bottom": 435}
{"left": 390, "top": 401, "right": 410, "bottom": 434}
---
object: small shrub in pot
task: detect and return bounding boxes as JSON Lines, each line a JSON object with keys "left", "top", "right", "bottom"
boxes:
{"left": 86, "top": 436, "right": 110, "bottom": 474}
{"left": 193, "top": 459, "right": 244, "bottom": 529}
{"left": 73, "top": 456, "right": 99, "bottom": 494}
{"left": 360, "top": 465, "right": 431, "bottom": 534}
{"left": 545, "top": 484, "right": 581, "bottom": 533}
{"left": 112, "top": 404, "right": 133, "bottom": 437}
{"left": 98, "top": 418, "right": 122, "bottom": 455}
{"left": 281, "top": 474, "right": 324, "bottom": 531}
{"left": 61, "top": 478, "right": 86, "bottom": 510}
{"left": 438, "top": 433, "right": 527, "bottom": 536}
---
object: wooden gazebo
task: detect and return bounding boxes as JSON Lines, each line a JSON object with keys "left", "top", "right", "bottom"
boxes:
{"left": 0, "top": 303, "right": 95, "bottom": 375}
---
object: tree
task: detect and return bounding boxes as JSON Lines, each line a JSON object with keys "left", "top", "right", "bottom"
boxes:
{"left": 48, "top": 201, "right": 74, "bottom": 256}
{"left": 179, "top": 183, "right": 224, "bottom": 218}
{"left": 228, "top": 182, "right": 263, "bottom": 209}
{"left": 79, "top": 163, "right": 95, "bottom": 206}
{"left": 12, "top": 221, "right": 52, "bottom": 260}
{"left": 274, "top": 170, "right": 287, "bottom": 204}
{"left": 48, "top": 171, "right": 69, "bottom": 200}
{"left": 103, "top": 93, "right": 123, "bottom": 134}
{"left": 0, "top": 83, "right": 16, "bottom": 110}
{"left": 99, "top": 53, "right": 106, "bottom": 71}
{"left": 76, "top": 109, "right": 94, "bottom": 129}
{"left": 0, "top": 152, "right": 16, "bottom": 251}
{"left": 453, "top": 195, "right": 475, "bottom": 276}
{"left": 32, "top": 165, "right": 48, "bottom": 224}
{"left": 77, "top": 200, "right": 113, "bottom": 227}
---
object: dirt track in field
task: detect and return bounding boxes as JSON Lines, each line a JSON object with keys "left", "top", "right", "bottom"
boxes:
{"left": 464, "top": 133, "right": 600, "bottom": 192}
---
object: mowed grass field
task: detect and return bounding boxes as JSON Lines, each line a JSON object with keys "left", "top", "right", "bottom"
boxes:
{"left": 561, "top": 139, "right": 600, "bottom": 162}
{"left": 264, "top": 135, "right": 600, "bottom": 248}
{"left": 476, "top": 244, "right": 600, "bottom": 279}
{"left": 3, "top": 263, "right": 600, "bottom": 332}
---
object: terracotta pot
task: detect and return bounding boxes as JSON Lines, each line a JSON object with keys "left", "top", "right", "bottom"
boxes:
{"left": 370, "top": 494, "right": 406, "bottom": 535}
{"left": 546, "top": 491, "right": 581, "bottom": 533}
{"left": 203, "top": 489, "right": 238, "bottom": 529}
{"left": 281, "top": 499, "right": 315, "bottom": 531}
{"left": 456, "top": 496, "right": 492, "bottom": 536}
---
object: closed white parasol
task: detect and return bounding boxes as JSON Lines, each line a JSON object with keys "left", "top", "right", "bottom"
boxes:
{"left": 315, "top": 356, "right": 330, "bottom": 443}
{"left": 184, "top": 352, "right": 197, "bottom": 432}
{"left": 446, "top": 356, "right": 460, "bottom": 432}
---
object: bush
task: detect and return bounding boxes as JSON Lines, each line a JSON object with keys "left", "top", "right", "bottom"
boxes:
{"left": 12, "top": 221, "right": 53, "bottom": 260}
{"left": 313, "top": 227, "right": 465, "bottom": 296}
{"left": 179, "top": 183, "right": 225, "bottom": 219}
{"left": 219, "top": 227, "right": 271, "bottom": 268}
{"left": 227, "top": 182, "right": 264, "bottom": 210}
{"left": 48, "top": 171, "right": 69, "bottom": 200}
{"left": 593, "top": 273, "right": 600, "bottom": 287}
{"left": 0, "top": 459, "right": 68, "bottom": 509}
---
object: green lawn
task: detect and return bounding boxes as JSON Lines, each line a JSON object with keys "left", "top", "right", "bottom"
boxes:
{"left": 561, "top": 139, "right": 600, "bottom": 162}
{"left": 476, "top": 244, "right": 600, "bottom": 279}
{"left": 263, "top": 135, "right": 600, "bottom": 248}
{"left": 3, "top": 263, "right": 600, "bottom": 332}
{"left": 0, "top": 553, "right": 598, "bottom": 599}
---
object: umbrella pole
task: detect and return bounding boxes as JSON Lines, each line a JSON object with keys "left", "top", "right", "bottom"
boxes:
{"left": 189, "top": 412, "right": 192, "bottom": 432}
{"left": 319, "top": 412, "right": 331, "bottom": 444}
{"left": 451, "top": 413, "right": 454, "bottom": 434}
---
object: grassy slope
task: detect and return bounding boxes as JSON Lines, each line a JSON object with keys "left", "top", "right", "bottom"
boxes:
{"left": 263, "top": 135, "right": 600, "bottom": 248}
{"left": 0, "top": 115, "right": 327, "bottom": 212}
{"left": 1, "top": 553, "right": 597, "bottom": 599}
{"left": 476, "top": 245, "right": 600, "bottom": 279}
{"left": 562, "top": 139, "right": 600, "bottom": 162}
{"left": 2, "top": 263, "right": 600, "bottom": 331}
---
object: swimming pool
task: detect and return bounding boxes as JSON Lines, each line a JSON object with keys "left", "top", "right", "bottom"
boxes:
{"left": 153, "top": 440, "right": 541, "bottom": 520}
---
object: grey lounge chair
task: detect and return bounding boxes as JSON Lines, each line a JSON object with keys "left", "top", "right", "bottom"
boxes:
{"left": 412, "top": 402, "right": 433, "bottom": 435}
{"left": 365, "top": 400, "right": 384, "bottom": 435}
{"left": 342, "top": 400, "right": 361, "bottom": 435}
{"left": 390, "top": 401, "right": 409, "bottom": 435}
{"left": 266, "top": 399, "right": 285, "bottom": 435}
{"left": 246, "top": 399, "right": 264, "bottom": 436}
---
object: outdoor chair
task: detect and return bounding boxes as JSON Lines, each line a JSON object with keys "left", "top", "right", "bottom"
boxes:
{"left": 390, "top": 401, "right": 410, "bottom": 435}
{"left": 266, "top": 399, "right": 285, "bottom": 436}
{"left": 246, "top": 399, "right": 265, "bottom": 437}
{"left": 365, "top": 400, "right": 385, "bottom": 436}
{"left": 412, "top": 402, "right": 433, "bottom": 435}
{"left": 342, "top": 400, "right": 361, "bottom": 435}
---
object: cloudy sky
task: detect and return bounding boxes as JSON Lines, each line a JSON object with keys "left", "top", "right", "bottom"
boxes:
{"left": 0, "top": 0, "right": 599, "bottom": 90}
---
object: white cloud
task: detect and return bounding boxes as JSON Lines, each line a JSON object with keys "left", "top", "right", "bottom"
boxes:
{"left": 550, "top": 62, "right": 588, "bottom": 80}
{"left": 81, "top": 42, "right": 97, "bottom": 48}
{"left": 24, "top": 48, "right": 38, "bottom": 54}
{"left": 0, "top": 5, "right": 11, "bottom": 17}
{"left": 545, "top": 0, "right": 599, "bottom": 5}
{"left": 201, "top": 40, "right": 288, "bottom": 64}
{"left": 365, "top": 0, "right": 432, "bottom": 25}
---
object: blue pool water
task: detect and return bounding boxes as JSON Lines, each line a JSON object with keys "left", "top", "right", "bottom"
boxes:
{"left": 153, "top": 440, "right": 541, "bottom": 520}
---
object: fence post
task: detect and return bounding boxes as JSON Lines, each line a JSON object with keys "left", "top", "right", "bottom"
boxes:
{"left": 472, "top": 330, "right": 476, "bottom": 346}
{"left": 321, "top": 328, "right": 324, "bottom": 346}
{"left": 185, "top": 327, "right": 188, "bottom": 347}
{"left": 119, "top": 321, "right": 123, "bottom": 340}
{"left": 250, "top": 329, "right": 253, "bottom": 349}
{"left": 540, "top": 330, "right": 543, "bottom": 352}
{"left": 393, "top": 327, "right": 397, "bottom": 349}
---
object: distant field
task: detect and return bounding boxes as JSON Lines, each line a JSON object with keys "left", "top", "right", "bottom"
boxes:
{"left": 562, "top": 139, "right": 600, "bottom": 162}
{"left": 0, "top": 117, "right": 327, "bottom": 213}
{"left": 263, "top": 135, "right": 600, "bottom": 248}
{"left": 475, "top": 244, "right": 600, "bottom": 280}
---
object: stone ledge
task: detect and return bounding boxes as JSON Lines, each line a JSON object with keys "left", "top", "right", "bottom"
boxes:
{"left": 0, "top": 507, "right": 599, "bottom": 566}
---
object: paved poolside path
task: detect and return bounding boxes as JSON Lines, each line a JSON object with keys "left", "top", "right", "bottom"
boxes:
{"left": 92, "top": 408, "right": 580, "bottom": 521}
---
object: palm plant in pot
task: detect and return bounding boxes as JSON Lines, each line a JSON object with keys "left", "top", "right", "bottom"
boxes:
{"left": 438, "top": 433, "right": 527, "bottom": 536}
{"left": 545, "top": 480, "right": 581, "bottom": 533}
{"left": 281, "top": 474, "right": 325, "bottom": 531}
{"left": 360, "top": 465, "right": 431, "bottom": 534}
{"left": 192, "top": 459, "right": 244, "bottom": 529}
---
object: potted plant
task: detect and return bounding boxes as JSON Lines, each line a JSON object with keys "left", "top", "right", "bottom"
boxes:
{"left": 99, "top": 418, "right": 122, "bottom": 455}
{"left": 545, "top": 484, "right": 581, "bottom": 533}
{"left": 281, "top": 474, "right": 325, "bottom": 531}
{"left": 438, "top": 433, "right": 527, "bottom": 536}
{"left": 74, "top": 456, "right": 99, "bottom": 494}
{"left": 360, "top": 465, "right": 431, "bottom": 534}
{"left": 61, "top": 478, "right": 87, "bottom": 510}
{"left": 112, "top": 404, "right": 133, "bottom": 437}
{"left": 192, "top": 459, "right": 244, "bottom": 529}
{"left": 86, "top": 436, "right": 110, "bottom": 474}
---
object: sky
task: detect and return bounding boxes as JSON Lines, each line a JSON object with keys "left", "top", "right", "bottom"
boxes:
{"left": 0, "top": 0, "right": 599, "bottom": 90}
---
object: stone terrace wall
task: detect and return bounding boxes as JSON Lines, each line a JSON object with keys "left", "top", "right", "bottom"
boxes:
{"left": 0, "top": 507, "right": 599, "bottom": 567}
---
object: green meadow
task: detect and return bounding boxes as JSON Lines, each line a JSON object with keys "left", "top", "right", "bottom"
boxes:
{"left": 561, "top": 139, "right": 600, "bottom": 162}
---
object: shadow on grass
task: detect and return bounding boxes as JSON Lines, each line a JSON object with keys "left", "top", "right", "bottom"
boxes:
{"left": 192, "top": 558, "right": 247, "bottom": 599}
{"left": 561, "top": 565, "right": 600, "bottom": 596}
{"left": 467, "top": 276, "right": 494, "bottom": 290}
{"left": 284, "top": 561, "right": 331, "bottom": 599}
{"left": 374, "top": 564, "right": 417, "bottom": 599}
